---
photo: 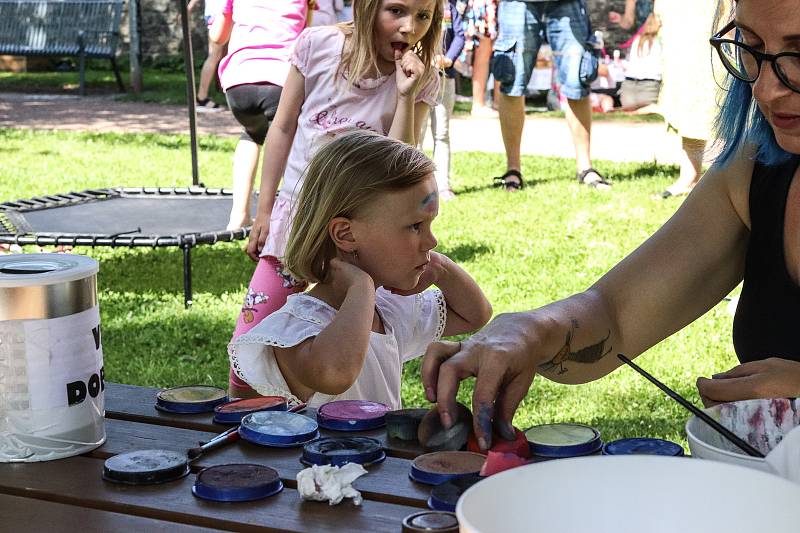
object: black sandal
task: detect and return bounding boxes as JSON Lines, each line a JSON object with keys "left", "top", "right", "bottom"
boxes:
{"left": 576, "top": 168, "right": 611, "bottom": 189}
{"left": 493, "top": 170, "right": 524, "bottom": 191}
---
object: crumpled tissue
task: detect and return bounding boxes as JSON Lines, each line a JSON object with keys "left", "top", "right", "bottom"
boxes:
{"left": 766, "top": 425, "right": 800, "bottom": 485}
{"left": 296, "top": 463, "right": 368, "bottom": 505}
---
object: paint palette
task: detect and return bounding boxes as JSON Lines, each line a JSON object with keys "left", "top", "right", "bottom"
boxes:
{"left": 213, "top": 396, "right": 288, "bottom": 424}
{"left": 410, "top": 451, "right": 486, "bottom": 485}
{"left": 239, "top": 411, "right": 319, "bottom": 447}
{"left": 401, "top": 511, "right": 460, "bottom": 533}
{"left": 524, "top": 422, "right": 602, "bottom": 458}
{"left": 102, "top": 449, "right": 190, "bottom": 485}
{"left": 301, "top": 436, "right": 385, "bottom": 467}
{"left": 316, "top": 400, "right": 389, "bottom": 431}
{"left": 155, "top": 385, "right": 228, "bottom": 414}
{"left": 417, "top": 403, "right": 472, "bottom": 452}
{"left": 192, "top": 464, "right": 283, "bottom": 502}
{"left": 428, "top": 474, "right": 483, "bottom": 512}
{"left": 602, "top": 437, "right": 684, "bottom": 456}
{"left": 386, "top": 408, "right": 428, "bottom": 441}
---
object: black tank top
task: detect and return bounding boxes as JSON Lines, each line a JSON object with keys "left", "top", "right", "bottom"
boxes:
{"left": 733, "top": 155, "right": 800, "bottom": 363}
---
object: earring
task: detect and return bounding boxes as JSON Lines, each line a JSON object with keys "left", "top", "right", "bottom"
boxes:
{"left": 351, "top": 250, "right": 359, "bottom": 261}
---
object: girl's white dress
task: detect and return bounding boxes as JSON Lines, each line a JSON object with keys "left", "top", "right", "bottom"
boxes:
{"left": 229, "top": 288, "right": 447, "bottom": 409}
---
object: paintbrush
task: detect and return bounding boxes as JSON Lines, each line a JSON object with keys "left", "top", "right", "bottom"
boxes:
{"left": 617, "top": 353, "right": 765, "bottom": 458}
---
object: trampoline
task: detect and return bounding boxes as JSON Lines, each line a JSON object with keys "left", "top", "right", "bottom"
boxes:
{"left": 0, "top": 187, "right": 250, "bottom": 307}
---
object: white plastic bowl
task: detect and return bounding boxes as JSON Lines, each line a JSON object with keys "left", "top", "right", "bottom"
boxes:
{"left": 685, "top": 398, "right": 800, "bottom": 472}
{"left": 456, "top": 455, "right": 800, "bottom": 533}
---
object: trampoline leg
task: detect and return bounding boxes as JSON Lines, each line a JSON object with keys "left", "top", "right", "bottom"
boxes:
{"left": 182, "top": 244, "right": 193, "bottom": 308}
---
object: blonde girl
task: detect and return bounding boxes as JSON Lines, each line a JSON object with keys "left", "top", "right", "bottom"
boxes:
{"left": 229, "top": 0, "right": 444, "bottom": 398}
{"left": 230, "top": 131, "right": 491, "bottom": 408}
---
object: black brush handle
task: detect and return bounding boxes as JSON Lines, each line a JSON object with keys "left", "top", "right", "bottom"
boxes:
{"left": 617, "top": 354, "right": 764, "bottom": 458}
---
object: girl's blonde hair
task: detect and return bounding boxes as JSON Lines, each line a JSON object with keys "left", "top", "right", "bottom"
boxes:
{"left": 284, "top": 130, "right": 435, "bottom": 283}
{"left": 336, "top": 0, "right": 444, "bottom": 90}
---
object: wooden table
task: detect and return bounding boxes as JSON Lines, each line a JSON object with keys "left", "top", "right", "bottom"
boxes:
{"left": 0, "top": 383, "right": 438, "bottom": 532}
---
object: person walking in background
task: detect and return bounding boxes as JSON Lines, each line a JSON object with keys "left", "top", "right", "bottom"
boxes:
{"left": 187, "top": 0, "right": 227, "bottom": 110}
{"left": 419, "top": 0, "right": 465, "bottom": 201}
{"left": 655, "top": 0, "right": 719, "bottom": 199}
{"left": 210, "top": 0, "right": 309, "bottom": 231}
{"left": 228, "top": 0, "right": 444, "bottom": 399}
{"left": 619, "top": 12, "right": 663, "bottom": 112}
{"left": 463, "top": 0, "right": 499, "bottom": 117}
{"left": 491, "top": 0, "right": 610, "bottom": 191}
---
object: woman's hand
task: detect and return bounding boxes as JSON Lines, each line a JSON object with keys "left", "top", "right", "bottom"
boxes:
{"left": 387, "top": 251, "right": 447, "bottom": 296}
{"left": 395, "top": 49, "right": 426, "bottom": 98}
{"left": 421, "top": 313, "right": 539, "bottom": 450}
{"left": 696, "top": 358, "right": 800, "bottom": 407}
{"left": 246, "top": 214, "right": 271, "bottom": 261}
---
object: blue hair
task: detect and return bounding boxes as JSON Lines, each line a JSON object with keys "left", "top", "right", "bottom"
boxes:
{"left": 712, "top": 3, "right": 793, "bottom": 168}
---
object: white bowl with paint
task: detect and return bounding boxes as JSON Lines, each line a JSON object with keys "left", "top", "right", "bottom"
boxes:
{"left": 456, "top": 455, "right": 800, "bottom": 533}
{"left": 686, "top": 398, "right": 800, "bottom": 472}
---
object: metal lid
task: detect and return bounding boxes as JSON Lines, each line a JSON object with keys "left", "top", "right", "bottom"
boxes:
{"left": 102, "top": 449, "right": 189, "bottom": 485}
{"left": 213, "top": 396, "right": 288, "bottom": 424}
{"left": 602, "top": 438, "right": 685, "bottom": 456}
{"left": 0, "top": 254, "right": 98, "bottom": 287}
{"left": 317, "top": 400, "right": 388, "bottom": 431}
{"left": 155, "top": 385, "right": 228, "bottom": 414}
{"left": 239, "top": 411, "right": 319, "bottom": 447}
{"left": 428, "top": 474, "right": 482, "bottom": 512}
{"left": 386, "top": 408, "right": 428, "bottom": 441}
{"left": 402, "top": 511, "right": 459, "bottom": 533}
{"left": 525, "top": 423, "right": 603, "bottom": 458}
{"left": 192, "top": 464, "right": 283, "bottom": 502}
{"left": 301, "top": 436, "right": 385, "bottom": 467}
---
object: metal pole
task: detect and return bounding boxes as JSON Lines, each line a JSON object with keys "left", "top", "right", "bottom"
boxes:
{"left": 182, "top": 244, "right": 193, "bottom": 308}
{"left": 178, "top": 0, "right": 200, "bottom": 186}
{"left": 129, "top": 0, "right": 143, "bottom": 94}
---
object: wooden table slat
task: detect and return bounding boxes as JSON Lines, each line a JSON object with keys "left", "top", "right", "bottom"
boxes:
{"left": 0, "top": 492, "right": 223, "bottom": 532}
{"left": 95, "top": 418, "right": 432, "bottom": 508}
{"left": 104, "top": 382, "right": 425, "bottom": 459}
{"left": 0, "top": 456, "right": 423, "bottom": 533}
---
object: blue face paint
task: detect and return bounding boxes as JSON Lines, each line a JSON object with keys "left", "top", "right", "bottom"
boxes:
{"left": 421, "top": 191, "right": 439, "bottom": 214}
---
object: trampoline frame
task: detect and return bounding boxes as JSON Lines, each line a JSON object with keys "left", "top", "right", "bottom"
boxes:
{"left": 0, "top": 186, "right": 250, "bottom": 308}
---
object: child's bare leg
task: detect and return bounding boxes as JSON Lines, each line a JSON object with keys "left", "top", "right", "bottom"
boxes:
{"left": 227, "top": 139, "right": 260, "bottom": 230}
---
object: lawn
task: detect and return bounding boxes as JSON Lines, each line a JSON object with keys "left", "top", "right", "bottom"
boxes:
{"left": 0, "top": 126, "right": 738, "bottom": 449}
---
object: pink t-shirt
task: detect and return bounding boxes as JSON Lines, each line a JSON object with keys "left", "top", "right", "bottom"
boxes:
{"left": 278, "top": 26, "right": 440, "bottom": 203}
{"left": 217, "top": 0, "right": 308, "bottom": 91}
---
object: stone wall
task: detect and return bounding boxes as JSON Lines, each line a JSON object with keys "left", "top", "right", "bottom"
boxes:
{"left": 119, "top": 0, "right": 636, "bottom": 61}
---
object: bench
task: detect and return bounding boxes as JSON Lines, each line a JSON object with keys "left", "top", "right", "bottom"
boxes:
{"left": 0, "top": 0, "right": 125, "bottom": 95}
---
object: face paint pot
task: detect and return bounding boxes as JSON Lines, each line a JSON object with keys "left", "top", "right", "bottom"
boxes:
{"left": 238, "top": 411, "right": 319, "bottom": 447}
{"left": 409, "top": 451, "right": 486, "bottom": 485}
{"left": 192, "top": 464, "right": 283, "bottom": 502}
{"left": 401, "top": 511, "right": 459, "bottom": 533}
{"left": 213, "top": 396, "right": 288, "bottom": 424}
{"left": 386, "top": 408, "right": 428, "bottom": 441}
{"left": 316, "top": 400, "right": 389, "bottom": 431}
{"left": 524, "top": 423, "right": 602, "bottom": 458}
{"left": 301, "top": 436, "right": 385, "bottom": 467}
{"left": 0, "top": 254, "right": 105, "bottom": 462}
{"left": 428, "top": 474, "right": 483, "bottom": 512}
{"left": 602, "top": 438, "right": 684, "bottom": 456}
{"left": 102, "top": 449, "right": 190, "bottom": 485}
{"left": 155, "top": 385, "right": 228, "bottom": 414}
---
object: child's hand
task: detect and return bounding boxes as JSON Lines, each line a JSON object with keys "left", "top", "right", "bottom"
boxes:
{"left": 328, "top": 257, "right": 374, "bottom": 293}
{"left": 395, "top": 49, "right": 426, "bottom": 98}
{"left": 387, "top": 252, "right": 448, "bottom": 296}
{"left": 435, "top": 54, "right": 453, "bottom": 70}
{"left": 246, "top": 216, "right": 271, "bottom": 262}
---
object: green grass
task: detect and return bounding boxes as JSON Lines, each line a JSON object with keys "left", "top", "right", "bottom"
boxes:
{"left": 0, "top": 127, "right": 737, "bottom": 449}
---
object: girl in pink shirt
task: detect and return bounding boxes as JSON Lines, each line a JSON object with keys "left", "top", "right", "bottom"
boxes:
{"left": 229, "top": 0, "right": 444, "bottom": 398}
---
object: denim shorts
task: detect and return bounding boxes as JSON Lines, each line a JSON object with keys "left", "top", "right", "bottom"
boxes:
{"left": 492, "top": 0, "right": 591, "bottom": 99}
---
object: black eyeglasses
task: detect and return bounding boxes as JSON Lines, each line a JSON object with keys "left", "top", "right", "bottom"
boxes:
{"left": 710, "top": 20, "right": 800, "bottom": 94}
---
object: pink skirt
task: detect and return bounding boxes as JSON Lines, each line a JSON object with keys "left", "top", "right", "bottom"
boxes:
{"left": 260, "top": 194, "right": 294, "bottom": 259}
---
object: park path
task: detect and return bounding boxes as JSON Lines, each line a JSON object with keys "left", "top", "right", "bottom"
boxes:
{"left": 0, "top": 92, "right": 705, "bottom": 165}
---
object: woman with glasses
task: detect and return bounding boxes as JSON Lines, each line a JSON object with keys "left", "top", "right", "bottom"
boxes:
{"left": 419, "top": 0, "right": 800, "bottom": 451}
